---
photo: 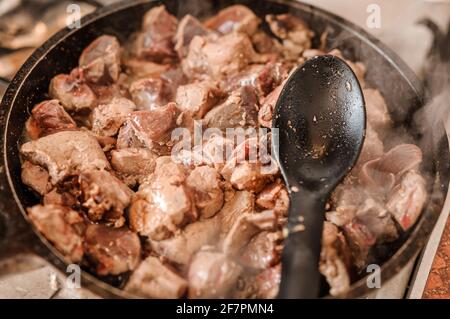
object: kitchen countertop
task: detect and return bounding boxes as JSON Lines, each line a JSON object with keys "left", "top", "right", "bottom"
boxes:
{"left": 423, "top": 216, "right": 450, "bottom": 298}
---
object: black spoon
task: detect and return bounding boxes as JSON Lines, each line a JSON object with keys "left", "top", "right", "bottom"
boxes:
{"left": 272, "top": 55, "right": 366, "bottom": 299}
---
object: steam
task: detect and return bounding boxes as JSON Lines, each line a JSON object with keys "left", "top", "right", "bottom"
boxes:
{"left": 413, "top": 19, "right": 450, "bottom": 151}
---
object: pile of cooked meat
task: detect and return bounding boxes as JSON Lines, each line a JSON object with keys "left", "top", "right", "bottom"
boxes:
{"left": 19, "top": 5, "right": 428, "bottom": 298}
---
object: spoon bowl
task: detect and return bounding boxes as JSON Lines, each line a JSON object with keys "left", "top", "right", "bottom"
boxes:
{"left": 273, "top": 55, "right": 366, "bottom": 298}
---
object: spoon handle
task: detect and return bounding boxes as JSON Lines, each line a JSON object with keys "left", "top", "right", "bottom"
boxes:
{"left": 278, "top": 193, "right": 325, "bottom": 299}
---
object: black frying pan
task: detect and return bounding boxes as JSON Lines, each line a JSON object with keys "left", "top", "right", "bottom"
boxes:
{"left": 0, "top": 0, "right": 448, "bottom": 298}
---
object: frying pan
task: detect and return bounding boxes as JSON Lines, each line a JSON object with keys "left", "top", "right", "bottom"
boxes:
{"left": 0, "top": 0, "right": 448, "bottom": 299}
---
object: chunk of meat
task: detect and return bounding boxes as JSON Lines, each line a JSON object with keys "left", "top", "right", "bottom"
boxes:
{"left": 88, "top": 82, "right": 124, "bottom": 106}
{"left": 221, "top": 64, "right": 264, "bottom": 94}
{"left": 175, "top": 81, "right": 223, "bottom": 119}
{"left": 363, "top": 88, "right": 391, "bottom": 132}
{"left": 133, "top": 6, "right": 177, "bottom": 63}
{"left": 251, "top": 30, "right": 283, "bottom": 55}
{"left": 222, "top": 62, "right": 287, "bottom": 97}
{"left": 356, "top": 124, "right": 384, "bottom": 166}
{"left": 355, "top": 198, "right": 399, "bottom": 243}
{"left": 326, "top": 209, "right": 355, "bottom": 228}
{"left": 332, "top": 184, "right": 365, "bottom": 211}
{"left": 91, "top": 97, "right": 136, "bottom": 136}
{"left": 227, "top": 161, "right": 276, "bottom": 192}
{"left": 110, "top": 148, "right": 157, "bottom": 186}
{"left": 84, "top": 224, "right": 141, "bottom": 276}
{"left": 129, "top": 77, "right": 169, "bottom": 110}
{"left": 149, "top": 216, "right": 220, "bottom": 266}
{"left": 173, "top": 132, "right": 236, "bottom": 170}
{"left": 329, "top": 184, "right": 365, "bottom": 224}
{"left": 79, "top": 169, "right": 133, "bottom": 227}
{"left": 124, "top": 58, "right": 171, "bottom": 78}
{"left": 43, "top": 188, "right": 78, "bottom": 207}
{"left": 203, "top": 86, "right": 259, "bottom": 130}
{"left": 172, "top": 148, "right": 204, "bottom": 170}
{"left": 359, "top": 158, "right": 395, "bottom": 193}
{"left": 255, "top": 62, "right": 288, "bottom": 97}
{"left": 256, "top": 181, "right": 289, "bottom": 216}
{"left": 200, "top": 134, "right": 235, "bottom": 168}
{"left": 266, "top": 13, "right": 307, "bottom": 40}
{"left": 79, "top": 35, "right": 121, "bottom": 84}
{"left": 266, "top": 14, "right": 313, "bottom": 59}
{"left": 116, "top": 121, "right": 146, "bottom": 149}
{"left": 27, "top": 204, "right": 84, "bottom": 262}
{"left": 129, "top": 159, "right": 196, "bottom": 240}
{"left": 24, "top": 118, "right": 41, "bottom": 141}
{"left": 240, "top": 231, "right": 281, "bottom": 270}
{"left": 125, "top": 256, "right": 187, "bottom": 298}
{"left": 319, "top": 222, "right": 351, "bottom": 296}
{"left": 216, "top": 190, "right": 255, "bottom": 236}
{"left": 358, "top": 144, "right": 422, "bottom": 190}
{"left": 186, "top": 166, "right": 224, "bottom": 218}
{"left": 21, "top": 161, "right": 52, "bottom": 195}
{"left": 386, "top": 170, "right": 427, "bottom": 231}
{"left": 49, "top": 70, "right": 97, "bottom": 112}
{"left": 188, "top": 250, "right": 242, "bottom": 298}
{"left": 152, "top": 156, "right": 188, "bottom": 183}
{"left": 258, "top": 84, "right": 282, "bottom": 128}
{"left": 20, "top": 131, "right": 110, "bottom": 184}
{"left": 129, "top": 182, "right": 195, "bottom": 240}
{"left": 25, "top": 100, "right": 76, "bottom": 139}
{"left": 142, "top": 5, "right": 177, "bottom": 34}
{"left": 174, "top": 15, "right": 210, "bottom": 58}
{"left": 343, "top": 220, "right": 376, "bottom": 270}
{"left": 125, "top": 102, "right": 178, "bottom": 148}
{"left": 254, "top": 264, "right": 281, "bottom": 298}
{"left": 86, "top": 130, "right": 117, "bottom": 151}
{"left": 376, "top": 144, "right": 423, "bottom": 176}
{"left": 159, "top": 67, "right": 188, "bottom": 98}
{"left": 223, "top": 211, "right": 277, "bottom": 256}
{"left": 204, "top": 5, "right": 260, "bottom": 36}
{"left": 220, "top": 135, "right": 279, "bottom": 192}
{"left": 182, "top": 33, "right": 258, "bottom": 80}
{"left": 328, "top": 180, "right": 395, "bottom": 240}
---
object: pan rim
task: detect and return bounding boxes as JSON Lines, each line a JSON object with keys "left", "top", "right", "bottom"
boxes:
{"left": 0, "top": 0, "right": 447, "bottom": 299}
